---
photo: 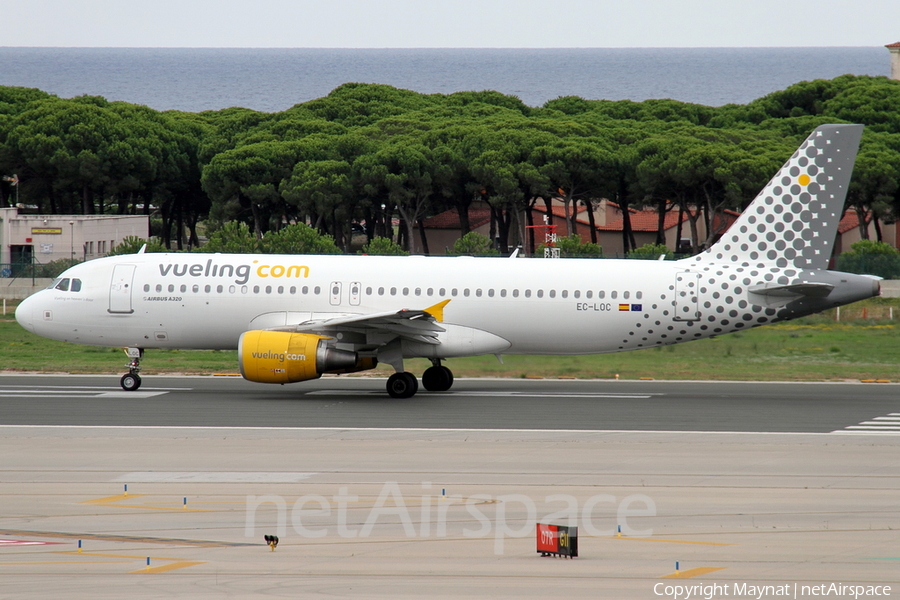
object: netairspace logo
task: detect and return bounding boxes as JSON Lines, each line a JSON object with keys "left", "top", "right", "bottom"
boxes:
{"left": 244, "top": 481, "right": 656, "bottom": 555}
{"left": 654, "top": 582, "right": 892, "bottom": 600}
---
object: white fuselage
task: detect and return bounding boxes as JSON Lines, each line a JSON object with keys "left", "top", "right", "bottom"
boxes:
{"left": 18, "top": 252, "right": 712, "bottom": 355}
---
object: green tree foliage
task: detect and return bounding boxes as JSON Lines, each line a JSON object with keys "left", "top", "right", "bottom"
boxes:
{"left": 262, "top": 222, "right": 341, "bottom": 255}
{"left": 836, "top": 240, "right": 900, "bottom": 279}
{"left": 449, "top": 232, "right": 500, "bottom": 256}
{"left": 536, "top": 234, "right": 602, "bottom": 258}
{"left": 360, "top": 236, "right": 409, "bottom": 255}
{"left": 2, "top": 76, "right": 899, "bottom": 259}
{"left": 628, "top": 243, "right": 674, "bottom": 260}
{"left": 107, "top": 235, "right": 168, "bottom": 255}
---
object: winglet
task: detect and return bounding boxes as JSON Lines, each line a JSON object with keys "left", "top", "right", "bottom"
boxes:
{"left": 424, "top": 299, "right": 451, "bottom": 322}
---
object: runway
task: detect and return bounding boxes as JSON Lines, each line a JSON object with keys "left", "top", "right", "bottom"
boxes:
{"left": 1, "top": 375, "right": 898, "bottom": 599}
{"left": 1, "top": 374, "right": 899, "bottom": 433}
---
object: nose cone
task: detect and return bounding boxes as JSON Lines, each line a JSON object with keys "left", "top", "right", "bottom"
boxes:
{"left": 15, "top": 294, "right": 36, "bottom": 333}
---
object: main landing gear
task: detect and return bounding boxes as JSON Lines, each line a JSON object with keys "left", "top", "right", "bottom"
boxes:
{"left": 120, "top": 347, "right": 143, "bottom": 391}
{"left": 386, "top": 360, "right": 454, "bottom": 398}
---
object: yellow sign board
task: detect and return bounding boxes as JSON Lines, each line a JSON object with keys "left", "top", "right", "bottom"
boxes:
{"left": 31, "top": 227, "right": 63, "bottom": 235}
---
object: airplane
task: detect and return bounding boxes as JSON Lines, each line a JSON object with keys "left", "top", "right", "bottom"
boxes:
{"left": 15, "top": 124, "right": 880, "bottom": 398}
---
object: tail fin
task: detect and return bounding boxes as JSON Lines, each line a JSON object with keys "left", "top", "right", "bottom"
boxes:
{"left": 691, "top": 124, "right": 863, "bottom": 270}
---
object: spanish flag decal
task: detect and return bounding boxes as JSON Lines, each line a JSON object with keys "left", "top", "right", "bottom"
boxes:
{"left": 618, "top": 304, "right": 630, "bottom": 311}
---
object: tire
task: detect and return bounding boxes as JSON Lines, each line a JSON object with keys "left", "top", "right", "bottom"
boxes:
{"left": 386, "top": 372, "right": 418, "bottom": 398}
{"left": 120, "top": 373, "right": 142, "bottom": 391}
{"left": 422, "top": 365, "right": 453, "bottom": 391}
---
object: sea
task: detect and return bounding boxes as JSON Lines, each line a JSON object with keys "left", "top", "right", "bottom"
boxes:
{"left": 0, "top": 47, "right": 890, "bottom": 114}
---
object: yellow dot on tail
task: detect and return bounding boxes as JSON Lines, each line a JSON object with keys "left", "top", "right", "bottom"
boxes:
{"left": 798, "top": 174, "right": 811, "bottom": 186}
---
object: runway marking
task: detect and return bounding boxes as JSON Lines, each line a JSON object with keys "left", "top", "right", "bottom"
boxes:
{"left": 56, "top": 552, "right": 206, "bottom": 574}
{"left": 661, "top": 567, "right": 727, "bottom": 579}
{"left": 113, "top": 471, "right": 317, "bottom": 483}
{"left": 131, "top": 561, "right": 205, "bottom": 574}
{"left": 609, "top": 537, "right": 733, "bottom": 546}
{"left": 831, "top": 412, "right": 900, "bottom": 435}
{"left": 305, "top": 391, "right": 658, "bottom": 399}
{"left": 82, "top": 494, "right": 210, "bottom": 512}
{"left": 0, "top": 386, "right": 169, "bottom": 399}
{"left": 0, "top": 539, "right": 64, "bottom": 547}
{"left": 0, "top": 529, "right": 253, "bottom": 547}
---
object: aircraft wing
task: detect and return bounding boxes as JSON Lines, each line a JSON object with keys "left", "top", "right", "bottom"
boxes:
{"left": 271, "top": 300, "right": 450, "bottom": 346}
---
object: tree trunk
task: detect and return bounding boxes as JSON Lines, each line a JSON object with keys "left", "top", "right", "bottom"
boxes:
{"left": 583, "top": 198, "right": 598, "bottom": 245}
{"left": 417, "top": 218, "right": 430, "bottom": 255}
{"left": 656, "top": 198, "right": 667, "bottom": 247}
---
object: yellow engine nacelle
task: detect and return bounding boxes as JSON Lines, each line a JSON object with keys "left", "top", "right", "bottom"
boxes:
{"left": 238, "top": 330, "right": 362, "bottom": 384}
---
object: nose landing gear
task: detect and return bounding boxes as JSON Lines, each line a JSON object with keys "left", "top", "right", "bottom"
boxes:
{"left": 120, "top": 347, "right": 143, "bottom": 391}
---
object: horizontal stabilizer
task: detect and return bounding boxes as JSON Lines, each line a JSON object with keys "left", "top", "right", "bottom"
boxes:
{"left": 748, "top": 282, "right": 834, "bottom": 307}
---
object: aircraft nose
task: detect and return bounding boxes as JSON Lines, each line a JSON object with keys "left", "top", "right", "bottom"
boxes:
{"left": 15, "top": 294, "right": 36, "bottom": 333}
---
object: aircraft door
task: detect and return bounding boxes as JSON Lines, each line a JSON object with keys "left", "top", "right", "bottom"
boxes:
{"left": 329, "top": 281, "right": 342, "bottom": 306}
{"left": 674, "top": 271, "right": 701, "bottom": 322}
{"left": 349, "top": 281, "right": 361, "bottom": 306}
{"left": 109, "top": 264, "right": 136, "bottom": 314}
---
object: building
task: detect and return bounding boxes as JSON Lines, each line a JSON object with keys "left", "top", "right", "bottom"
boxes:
{"left": 887, "top": 41, "right": 900, "bottom": 80}
{"left": 0, "top": 207, "right": 149, "bottom": 276}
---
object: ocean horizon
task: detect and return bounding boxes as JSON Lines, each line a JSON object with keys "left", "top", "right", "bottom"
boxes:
{"left": 0, "top": 46, "right": 890, "bottom": 113}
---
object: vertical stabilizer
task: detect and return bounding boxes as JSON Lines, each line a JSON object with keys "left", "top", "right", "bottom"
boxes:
{"left": 692, "top": 124, "right": 863, "bottom": 270}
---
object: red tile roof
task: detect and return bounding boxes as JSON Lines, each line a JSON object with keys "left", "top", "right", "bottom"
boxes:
{"left": 886, "top": 41, "right": 900, "bottom": 48}
{"left": 422, "top": 207, "right": 492, "bottom": 230}
{"left": 838, "top": 211, "right": 867, "bottom": 234}
{"left": 597, "top": 209, "right": 687, "bottom": 232}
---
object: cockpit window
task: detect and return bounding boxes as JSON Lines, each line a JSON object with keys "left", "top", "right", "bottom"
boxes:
{"left": 71, "top": 279, "right": 82, "bottom": 292}
{"left": 46, "top": 278, "right": 61, "bottom": 290}
{"left": 54, "top": 278, "right": 70, "bottom": 292}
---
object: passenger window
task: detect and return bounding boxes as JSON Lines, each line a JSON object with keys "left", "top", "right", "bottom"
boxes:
{"left": 451, "top": 288, "right": 458, "bottom": 297}
{"left": 415, "top": 288, "right": 421, "bottom": 296}
{"left": 314, "top": 286, "right": 321, "bottom": 295}
{"left": 242, "top": 286, "right": 248, "bottom": 294}
{"left": 265, "top": 286, "right": 272, "bottom": 294}
{"left": 168, "top": 284, "right": 175, "bottom": 293}
{"left": 439, "top": 288, "right": 446, "bottom": 296}
{"left": 512, "top": 289, "right": 519, "bottom": 298}
{"left": 143, "top": 284, "right": 150, "bottom": 292}
{"left": 302, "top": 286, "right": 309, "bottom": 294}
{"left": 624, "top": 291, "right": 630, "bottom": 300}
{"left": 253, "top": 286, "right": 260, "bottom": 294}
{"left": 586, "top": 290, "right": 592, "bottom": 299}
{"left": 499, "top": 289, "right": 506, "bottom": 298}
{"left": 636, "top": 291, "right": 643, "bottom": 299}
{"left": 366, "top": 287, "right": 372, "bottom": 295}
{"left": 205, "top": 285, "right": 211, "bottom": 293}
{"left": 573, "top": 290, "right": 579, "bottom": 298}
{"left": 427, "top": 288, "right": 433, "bottom": 296}
{"left": 598, "top": 291, "right": 605, "bottom": 299}
{"left": 180, "top": 285, "right": 187, "bottom": 293}
{"left": 229, "top": 285, "right": 236, "bottom": 294}
{"left": 475, "top": 289, "right": 482, "bottom": 297}
{"left": 277, "top": 286, "right": 284, "bottom": 294}
{"left": 290, "top": 286, "right": 297, "bottom": 294}
{"left": 55, "top": 279, "right": 70, "bottom": 291}
{"left": 378, "top": 287, "right": 384, "bottom": 295}
{"left": 561, "top": 290, "right": 568, "bottom": 298}
{"left": 464, "top": 289, "right": 470, "bottom": 297}
{"left": 549, "top": 290, "right": 556, "bottom": 298}
{"left": 390, "top": 287, "right": 397, "bottom": 296}
{"left": 537, "top": 290, "right": 544, "bottom": 298}
{"left": 402, "top": 287, "right": 409, "bottom": 296}
{"left": 332, "top": 284, "right": 339, "bottom": 296}
{"left": 156, "top": 284, "right": 162, "bottom": 292}
{"left": 611, "top": 291, "right": 617, "bottom": 299}
{"left": 217, "top": 285, "right": 224, "bottom": 293}
{"left": 193, "top": 285, "right": 199, "bottom": 293}
{"left": 525, "top": 289, "right": 531, "bottom": 298}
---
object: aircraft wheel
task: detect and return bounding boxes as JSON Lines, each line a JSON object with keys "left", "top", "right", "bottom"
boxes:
{"left": 422, "top": 365, "right": 453, "bottom": 391}
{"left": 386, "top": 372, "right": 418, "bottom": 398}
{"left": 120, "top": 373, "right": 142, "bottom": 391}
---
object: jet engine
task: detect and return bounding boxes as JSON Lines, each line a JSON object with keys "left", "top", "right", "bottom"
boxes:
{"left": 238, "top": 331, "right": 364, "bottom": 384}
